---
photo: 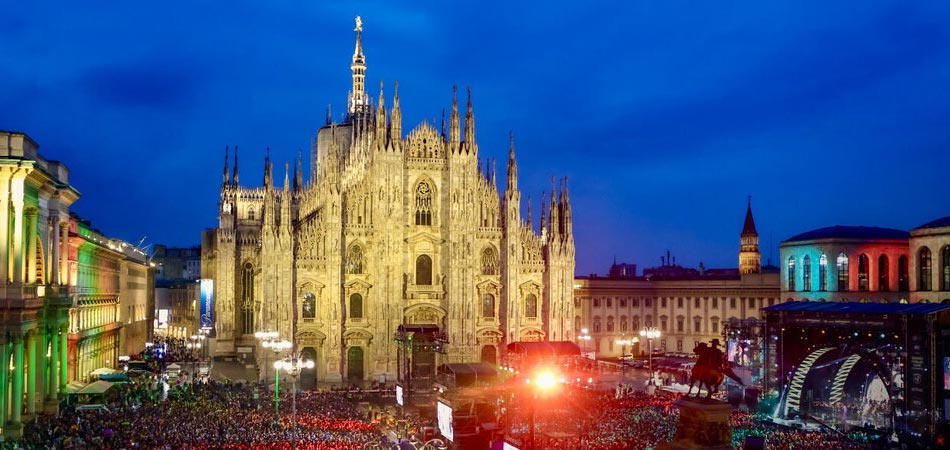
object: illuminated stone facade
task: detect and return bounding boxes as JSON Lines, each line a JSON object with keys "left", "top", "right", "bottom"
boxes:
{"left": 204, "top": 18, "right": 576, "bottom": 383}
{"left": 0, "top": 131, "right": 78, "bottom": 437}
{"left": 907, "top": 217, "right": 949, "bottom": 303}
{"left": 66, "top": 214, "right": 153, "bottom": 382}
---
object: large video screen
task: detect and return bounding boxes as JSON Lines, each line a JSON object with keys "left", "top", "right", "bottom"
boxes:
{"left": 944, "top": 357, "right": 950, "bottom": 390}
{"left": 437, "top": 401, "right": 453, "bottom": 442}
{"left": 396, "top": 385, "right": 404, "bottom": 406}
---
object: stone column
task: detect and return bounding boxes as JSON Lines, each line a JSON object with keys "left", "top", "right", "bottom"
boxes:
{"left": 49, "top": 216, "right": 59, "bottom": 284}
{"left": 47, "top": 327, "right": 59, "bottom": 400}
{"left": 60, "top": 222, "right": 69, "bottom": 285}
{"left": 25, "top": 211, "right": 37, "bottom": 284}
{"left": 59, "top": 326, "right": 68, "bottom": 391}
{"left": 0, "top": 170, "right": 11, "bottom": 283}
{"left": 26, "top": 332, "right": 36, "bottom": 415}
{"left": 11, "top": 198, "right": 24, "bottom": 284}
{"left": 10, "top": 336, "right": 25, "bottom": 427}
{"left": 0, "top": 340, "right": 9, "bottom": 425}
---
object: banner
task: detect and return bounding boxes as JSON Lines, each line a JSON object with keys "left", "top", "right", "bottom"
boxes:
{"left": 199, "top": 279, "right": 214, "bottom": 329}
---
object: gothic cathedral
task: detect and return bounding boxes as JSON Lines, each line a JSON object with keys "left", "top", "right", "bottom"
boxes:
{"left": 204, "top": 17, "right": 576, "bottom": 383}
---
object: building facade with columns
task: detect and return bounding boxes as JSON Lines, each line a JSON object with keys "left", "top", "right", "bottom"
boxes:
{"left": 573, "top": 200, "right": 780, "bottom": 358}
{"left": 65, "top": 214, "right": 154, "bottom": 382}
{"left": 203, "top": 18, "right": 576, "bottom": 384}
{"left": 0, "top": 131, "right": 77, "bottom": 437}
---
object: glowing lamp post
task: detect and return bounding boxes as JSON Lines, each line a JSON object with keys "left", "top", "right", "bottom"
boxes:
{"left": 526, "top": 369, "right": 559, "bottom": 450}
{"left": 615, "top": 336, "right": 638, "bottom": 382}
{"left": 255, "top": 331, "right": 291, "bottom": 422}
{"left": 275, "top": 355, "right": 315, "bottom": 450}
{"left": 639, "top": 327, "right": 661, "bottom": 386}
{"left": 577, "top": 328, "right": 592, "bottom": 359}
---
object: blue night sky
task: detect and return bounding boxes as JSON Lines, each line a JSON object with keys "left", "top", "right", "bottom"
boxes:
{"left": 2, "top": 2, "right": 949, "bottom": 276}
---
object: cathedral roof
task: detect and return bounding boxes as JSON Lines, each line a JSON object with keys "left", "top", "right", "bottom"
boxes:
{"left": 783, "top": 225, "right": 908, "bottom": 243}
{"left": 914, "top": 216, "right": 950, "bottom": 230}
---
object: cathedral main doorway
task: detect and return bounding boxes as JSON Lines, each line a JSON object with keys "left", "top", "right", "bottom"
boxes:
{"left": 480, "top": 345, "right": 496, "bottom": 365}
{"left": 300, "top": 347, "right": 317, "bottom": 390}
{"left": 347, "top": 347, "right": 364, "bottom": 381}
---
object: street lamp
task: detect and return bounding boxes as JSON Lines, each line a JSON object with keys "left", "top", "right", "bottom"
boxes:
{"left": 255, "top": 331, "right": 291, "bottom": 422}
{"left": 639, "top": 327, "right": 661, "bottom": 386}
{"left": 275, "top": 354, "right": 315, "bottom": 450}
{"left": 525, "top": 368, "right": 559, "bottom": 450}
{"left": 615, "top": 336, "right": 638, "bottom": 382}
{"left": 576, "top": 328, "right": 592, "bottom": 359}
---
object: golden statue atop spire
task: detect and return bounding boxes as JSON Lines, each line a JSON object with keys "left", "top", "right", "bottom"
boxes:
{"left": 355, "top": 15, "right": 362, "bottom": 32}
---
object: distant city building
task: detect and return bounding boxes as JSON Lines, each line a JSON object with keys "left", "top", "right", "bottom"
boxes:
{"left": 152, "top": 245, "right": 201, "bottom": 280}
{"left": 0, "top": 131, "right": 79, "bottom": 438}
{"left": 66, "top": 214, "right": 154, "bottom": 382}
{"left": 155, "top": 279, "right": 199, "bottom": 339}
{"left": 151, "top": 245, "right": 202, "bottom": 339}
{"left": 574, "top": 204, "right": 779, "bottom": 361}
{"left": 203, "top": 18, "right": 575, "bottom": 384}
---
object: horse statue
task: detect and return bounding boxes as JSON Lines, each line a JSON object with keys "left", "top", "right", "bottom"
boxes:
{"left": 686, "top": 339, "right": 742, "bottom": 399}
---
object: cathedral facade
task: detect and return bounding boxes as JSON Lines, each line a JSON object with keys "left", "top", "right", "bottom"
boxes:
{"left": 203, "top": 18, "right": 575, "bottom": 383}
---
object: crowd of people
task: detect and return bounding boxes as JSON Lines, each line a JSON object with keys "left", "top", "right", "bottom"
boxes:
{"left": 12, "top": 380, "right": 389, "bottom": 449}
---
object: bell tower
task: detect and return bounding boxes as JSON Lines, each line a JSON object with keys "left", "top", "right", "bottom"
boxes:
{"left": 739, "top": 196, "right": 761, "bottom": 274}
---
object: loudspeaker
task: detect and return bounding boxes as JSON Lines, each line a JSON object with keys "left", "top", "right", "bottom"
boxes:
{"left": 744, "top": 436, "right": 765, "bottom": 450}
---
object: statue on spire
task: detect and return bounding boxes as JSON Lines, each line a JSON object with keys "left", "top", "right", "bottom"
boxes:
{"left": 355, "top": 16, "right": 363, "bottom": 32}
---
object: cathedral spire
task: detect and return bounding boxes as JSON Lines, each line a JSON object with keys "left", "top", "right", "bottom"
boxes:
{"left": 233, "top": 146, "right": 239, "bottom": 185}
{"left": 294, "top": 150, "right": 303, "bottom": 190}
{"left": 223, "top": 146, "right": 230, "bottom": 186}
{"left": 526, "top": 196, "right": 533, "bottom": 229}
{"left": 263, "top": 148, "right": 273, "bottom": 188}
{"left": 742, "top": 195, "right": 757, "bottom": 235}
{"left": 506, "top": 131, "right": 518, "bottom": 193}
{"left": 449, "top": 85, "right": 460, "bottom": 145}
{"left": 376, "top": 81, "right": 387, "bottom": 149}
{"left": 348, "top": 16, "right": 368, "bottom": 116}
{"left": 549, "top": 177, "right": 560, "bottom": 237}
{"left": 561, "top": 177, "right": 573, "bottom": 237}
{"left": 390, "top": 81, "right": 402, "bottom": 143}
{"left": 464, "top": 86, "right": 476, "bottom": 152}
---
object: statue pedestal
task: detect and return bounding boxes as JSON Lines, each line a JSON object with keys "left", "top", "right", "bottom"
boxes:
{"left": 661, "top": 397, "right": 732, "bottom": 450}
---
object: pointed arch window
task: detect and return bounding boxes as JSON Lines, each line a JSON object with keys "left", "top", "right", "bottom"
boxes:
{"left": 920, "top": 247, "right": 933, "bottom": 291}
{"left": 837, "top": 253, "right": 849, "bottom": 292}
{"left": 482, "top": 294, "right": 495, "bottom": 318}
{"left": 898, "top": 255, "right": 909, "bottom": 291}
{"left": 878, "top": 255, "right": 890, "bottom": 292}
{"left": 346, "top": 244, "right": 365, "bottom": 274}
{"left": 349, "top": 293, "right": 363, "bottom": 319}
{"left": 941, "top": 245, "right": 950, "bottom": 291}
{"left": 525, "top": 294, "right": 538, "bottom": 318}
{"left": 415, "top": 255, "right": 432, "bottom": 285}
{"left": 802, "top": 255, "right": 812, "bottom": 292}
{"left": 786, "top": 257, "right": 795, "bottom": 291}
{"left": 818, "top": 254, "right": 828, "bottom": 291}
{"left": 481, "top": 247, "right": 499, "bottom": 275}
{"left": 858, "top": 254, "right": 870, "bottom": 291}
{"left": 414, "top": 181, "right": 433, "bottom": 226}
{"left": 241, "top": 262, "right": 255, "bottom": 335}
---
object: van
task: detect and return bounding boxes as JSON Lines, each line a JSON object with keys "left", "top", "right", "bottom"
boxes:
{"left": 77, "top": 404, "right": 111, "bottom": 413}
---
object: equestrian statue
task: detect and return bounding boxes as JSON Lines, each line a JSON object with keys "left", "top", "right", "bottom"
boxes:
{"left": 686, "top": 339, "right": 743, "bottom": 399}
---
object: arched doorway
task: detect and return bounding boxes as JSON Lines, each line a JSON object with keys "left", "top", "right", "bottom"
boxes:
{"left": 300, "top": 347, "right": 317, "bottom": 390}
{"left": 347, "top": 347, "right": 364, "bottom": 381}
{"left": 480, "top": 345, "right": 496, "bottom": 365}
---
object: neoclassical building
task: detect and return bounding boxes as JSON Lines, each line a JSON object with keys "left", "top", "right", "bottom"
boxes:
{"left": 0, "top": 131, "right": 78, "bottom": 437}
{"left": 574, "top": 200, "right": 780, "bottom": 358}
{"left": 780, "top": 226, "right": 911, "bottom": 302}
{"left": 779, "top": 216, "right": 950, "bottom": 304}
{"left": 909, "top": 217, "right": 950, "bottom": 304}
{"left": 203, "top": 18, "right": 576, "bottom": 384}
